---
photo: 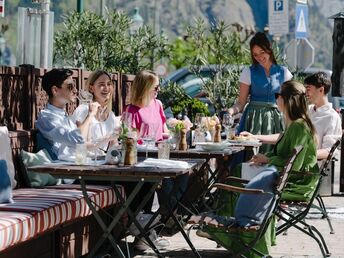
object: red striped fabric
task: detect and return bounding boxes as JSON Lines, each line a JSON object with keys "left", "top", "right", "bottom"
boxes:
{"left": 0, "top": 184, "right": 125, "bottom": 251}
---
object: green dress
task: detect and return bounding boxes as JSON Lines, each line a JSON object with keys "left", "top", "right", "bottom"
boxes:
{"left": 267, "top": 119, "right": 319, "bottom": 201}
{"left": 205, "top": 119, "right": 319, "bottom": 257}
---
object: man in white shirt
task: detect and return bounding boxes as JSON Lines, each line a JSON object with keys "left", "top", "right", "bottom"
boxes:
{"left": 242, "top": 72, "right": 342, "bottom": 159}
{"left": 35, "top": 69, "right": 93, "bottom": 159}
{"left": 304, "top": 72, "right": 342, "bottom": 159}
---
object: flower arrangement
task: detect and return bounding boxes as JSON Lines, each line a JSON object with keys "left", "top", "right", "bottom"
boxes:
{"left": 166, "top": 117, "right": 193, "bottom": 133}
{"left": 201, "top": 115, "right": 220, "bottom": 131}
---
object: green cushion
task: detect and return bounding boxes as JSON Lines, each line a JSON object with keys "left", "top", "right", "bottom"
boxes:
{"left": 20, "top": 149, "right": 59, "bottom": 187}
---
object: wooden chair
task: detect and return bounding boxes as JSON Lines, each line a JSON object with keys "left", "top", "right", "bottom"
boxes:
{"left": 276, "top": 138, "right": 342, "bottom": 258}
{"left": 188, "top": 146, "right": 303, "bottom": 258}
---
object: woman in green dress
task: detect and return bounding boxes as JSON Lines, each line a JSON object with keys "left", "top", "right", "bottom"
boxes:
{"left": 204, "top": 80, "right": 319, "bottom": 257}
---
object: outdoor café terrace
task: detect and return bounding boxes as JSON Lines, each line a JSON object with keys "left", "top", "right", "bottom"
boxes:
{"left": 0, "top": 65, "right": 343, "bottom": 258}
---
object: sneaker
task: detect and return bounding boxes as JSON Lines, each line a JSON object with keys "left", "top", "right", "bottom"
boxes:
{"left": 129, "top": 212, "right": 161, "bottom": 236}
{"left": 134, "top": 230, "right": 170, "bottom": 251}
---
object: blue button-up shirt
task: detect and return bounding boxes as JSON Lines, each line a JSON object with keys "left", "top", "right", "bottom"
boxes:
{"left": 35, "top": 103, "right": 84, "bottom": 158}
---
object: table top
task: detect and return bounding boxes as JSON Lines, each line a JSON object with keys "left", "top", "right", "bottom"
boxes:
{"left": 139, "top": 146, "right": 245, "bottom": 159}
{"left": 29, "top": 160, "right": 203, "bottom": 180}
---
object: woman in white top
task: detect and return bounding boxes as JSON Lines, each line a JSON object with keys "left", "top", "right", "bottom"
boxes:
{"left": 72, "top": 70, "right": 121, "bottom": 152}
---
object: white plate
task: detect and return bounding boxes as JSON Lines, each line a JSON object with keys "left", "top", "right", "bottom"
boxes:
{"left": 227, "top": 139, "right": 261, "bottom": 146}
{"left": 196, "top": 142, "right": 228, "bottom": 152}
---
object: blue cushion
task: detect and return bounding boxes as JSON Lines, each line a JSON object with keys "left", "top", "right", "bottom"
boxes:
{"left": 0, "top": 159, "right": 13, "bottom": 203}
{"left": 234, "top": 166, "right": 278, "bottom": 227}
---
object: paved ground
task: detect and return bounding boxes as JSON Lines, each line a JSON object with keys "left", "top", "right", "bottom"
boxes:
{"left": 96, "top": 160, "right": 344, "bottom": 258}
{"left": 96, "top": 195, "right": 344, "bottom": 258}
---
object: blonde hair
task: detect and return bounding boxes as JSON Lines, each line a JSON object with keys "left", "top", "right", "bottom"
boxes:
{"left": 280, "top": 80, "right": 316, "bottom": 139}
{"left": 85, "top": 70, "right": 113, "bottom": 109}
{"left": 130, "top": 70, "right": 158, "bottom": 107}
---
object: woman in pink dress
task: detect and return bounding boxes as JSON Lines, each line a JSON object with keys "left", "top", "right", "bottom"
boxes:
{"left": 125, "top": 70, "right": 169, "bottom": 141}
{"left": 124, "top": 70, "right": 172, "bottom": 250}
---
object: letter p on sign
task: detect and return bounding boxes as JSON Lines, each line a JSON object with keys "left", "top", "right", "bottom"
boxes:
{"left": 274, "top": 0, "right": 283, "bottom": 11}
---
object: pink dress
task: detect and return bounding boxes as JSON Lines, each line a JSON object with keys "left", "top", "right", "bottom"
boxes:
{"left": 126, "top": 99, "right": 166, "bottom": 141}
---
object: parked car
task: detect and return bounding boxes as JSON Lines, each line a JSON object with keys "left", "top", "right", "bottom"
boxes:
{"left": 162, "top": 65, "right": 243, "bottom": 115}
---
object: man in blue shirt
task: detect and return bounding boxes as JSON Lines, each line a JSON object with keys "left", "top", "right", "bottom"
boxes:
{"left": 35, "top": 69, "right": 84, "bottom": 160}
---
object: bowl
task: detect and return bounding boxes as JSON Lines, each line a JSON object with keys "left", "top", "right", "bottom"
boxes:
{"left": 196, "top": 142, "right": 228, "bottom": 152}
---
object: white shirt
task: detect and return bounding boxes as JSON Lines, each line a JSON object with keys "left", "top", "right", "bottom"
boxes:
{"left": 71, "top": 104, "right": 121, "bottom": 151}
{"left": 239, "top": 66, "right": 293, "bottom": 85}
{"left": 309, "top": 103, "right": 342, "bottom": 151}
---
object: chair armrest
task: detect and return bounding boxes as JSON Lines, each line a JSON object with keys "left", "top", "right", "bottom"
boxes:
{"left": 211, "top": 183, "right": 264, "bottom": 194}
{"left": 224, "top": 176, "right": 250, "bottom": 184}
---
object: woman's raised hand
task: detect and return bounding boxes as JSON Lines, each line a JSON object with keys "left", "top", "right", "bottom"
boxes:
{"left": 89, "top": 102, "right": 101, "bottom": 117}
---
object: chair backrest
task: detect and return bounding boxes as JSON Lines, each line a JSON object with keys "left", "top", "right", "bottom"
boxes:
{"left": 275, "top": 145, "right": 304, "bottom": 193}
{"left": 319, "top": 137, "right": 342, "bottom": 176}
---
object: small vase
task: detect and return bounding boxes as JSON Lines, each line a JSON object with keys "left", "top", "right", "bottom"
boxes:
{"left": 170, "top": 132, "right": 180, "bottom": 150}
{"left": 179, "top": 128, "right": 188, "bottom": 151}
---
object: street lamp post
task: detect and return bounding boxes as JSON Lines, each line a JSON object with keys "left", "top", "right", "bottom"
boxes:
{"left": 130, "top": 7, "right": 144, "bottom": 73}
{"left": 130, "top": 7, "right": 143, "bottom": 35}
{"left": 77, "top": 0, "right": 84, "bottom": 13}
{"left": 40, "top": 0, "right": 50, "bottom": 68}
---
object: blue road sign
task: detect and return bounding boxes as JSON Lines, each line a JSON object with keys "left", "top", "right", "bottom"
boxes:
{"left": 274, "top": 0, "right": 284, "bottom": 11}
{"left": 295, "top": 3, "right": 308, "bottom": 38}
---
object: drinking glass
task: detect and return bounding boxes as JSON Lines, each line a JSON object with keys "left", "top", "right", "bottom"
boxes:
{"left": 75, "top": 143, "right": 87, "bottom": 165}
{"left": 222, "top": 113, "right": 234, "bottom": 140}
{"left": 158, "top": 142, "right": 170, "bottom": 159}
{"left": 193, "top": 113, "right": 204, "bottom": 129}
{"left": 88, "top": 122, "right": 104, "bottom": 164}
{"left": 77, "top": 89, "right": 93, "bottom": 104}
{"left": 139, "top": 123, "right": 156, "bottom": 159}
{"left": 122, "top": 111, "right": 133, "bottom": 129}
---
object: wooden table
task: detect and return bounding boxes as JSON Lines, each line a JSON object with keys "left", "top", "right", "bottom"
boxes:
{"left": 30, "top": 161, "right": 202, "bottom": 258}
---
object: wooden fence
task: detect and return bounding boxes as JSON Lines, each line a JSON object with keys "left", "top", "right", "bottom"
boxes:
{"left": 0, "top": 65, "right": 134, "bottom": 130}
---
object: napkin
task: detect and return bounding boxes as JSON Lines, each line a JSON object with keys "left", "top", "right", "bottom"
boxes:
{"left": 135, "top": 158, "right": 190, "bottom": 169}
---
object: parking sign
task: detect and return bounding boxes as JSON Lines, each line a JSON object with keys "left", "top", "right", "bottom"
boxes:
{"left": 269, "top": 0, "right": 289, "bottom": 36}
{"left": 274, "top": 0, "right": 283, "bottom": 11}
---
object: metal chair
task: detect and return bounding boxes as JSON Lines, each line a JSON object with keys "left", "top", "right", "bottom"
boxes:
{"left": 276, "top": 138, "right": 342, "bottom": 258}
{"left": 188, "top": 146, "right": 303, "bottom": 258}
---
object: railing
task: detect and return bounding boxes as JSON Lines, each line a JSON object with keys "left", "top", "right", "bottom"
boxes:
{"left": 0, "top": 65, "right": 134, "bottom": 130}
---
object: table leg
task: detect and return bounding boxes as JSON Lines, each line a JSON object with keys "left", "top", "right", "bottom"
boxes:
{"left": 158, "top": 182, "right": 201, "bottom": 258}
{"left": 80, "top": 178, "right": 144, "bottom": 258}
{"left": 123, "top": 181, "right": 163, "bottom": 257}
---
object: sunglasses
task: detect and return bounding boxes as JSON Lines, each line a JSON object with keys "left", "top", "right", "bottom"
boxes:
{"left": 154, "top": 85, "right": 161, "bottom": 91}
{"left": 274, "top": 92, "right": 282, "bottom": 99}
{"left": 62, "top": 82, "right": 76, "bottom": 91}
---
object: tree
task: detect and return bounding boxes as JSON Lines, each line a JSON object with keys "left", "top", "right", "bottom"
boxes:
{"left": 54, "top": 10, "right": 170, "bottom": 74}
{"left": 184, "top": 19, "right": 252, "bottom": 113}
